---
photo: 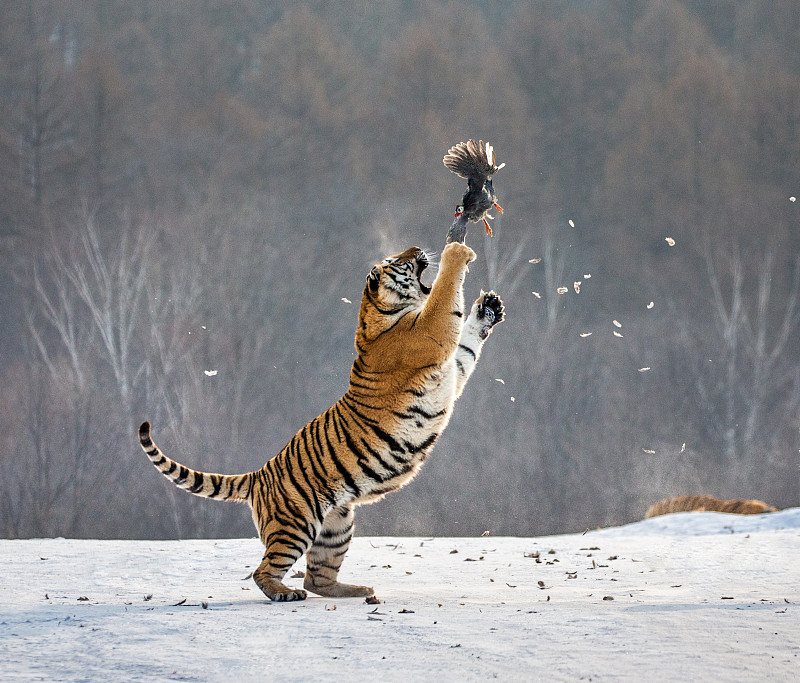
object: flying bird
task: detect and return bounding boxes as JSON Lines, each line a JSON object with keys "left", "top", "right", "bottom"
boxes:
{"left": 443, "top": 139, "right": 505, "bottom": 242}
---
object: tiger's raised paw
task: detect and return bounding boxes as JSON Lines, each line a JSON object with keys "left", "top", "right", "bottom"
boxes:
{"left": 475, "top": 290, "right": 504, "bottom": 339}
{"left": 442, "top": 240, "right": 476, "bottom": 266}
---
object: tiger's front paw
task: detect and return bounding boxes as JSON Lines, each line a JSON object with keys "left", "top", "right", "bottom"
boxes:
{"left": 475, "top": 290, "right": 504, "bottom": 339}
{"left": 442, "top": 241, "right": 476, "bottom": 267}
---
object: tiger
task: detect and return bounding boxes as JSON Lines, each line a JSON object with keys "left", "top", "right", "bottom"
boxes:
{"left": 645, "top": 494, "right": 779, "bottom": 519}
{"left": 139, "top": 240, "right": 504, "bottom": 602}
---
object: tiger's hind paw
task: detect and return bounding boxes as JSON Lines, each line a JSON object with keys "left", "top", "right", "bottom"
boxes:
{"left": 304, "top": 575, "right": 375, "bottom": 598}
{"left": 475, "top": 290, "right": 504, "bottom": 339}
{"left": 254, "top": 576, "right": 307, "bottom": 602}
{"left": 271, "top": 588, "right": 307, "bottom": 602}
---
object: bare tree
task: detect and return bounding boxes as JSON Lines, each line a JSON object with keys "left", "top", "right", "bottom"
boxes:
{"left": 6, "top": 1, "right": 76, "bottom": 207}
{"left": 699, "top": 245, "right": 800, "bottom": 462}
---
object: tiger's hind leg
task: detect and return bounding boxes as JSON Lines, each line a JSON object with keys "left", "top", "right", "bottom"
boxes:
{"left": 304, "top": 505, "right": 374, "bottom": 599}
{"left": 253, "top": 522, "right": 317, "bottom": 602}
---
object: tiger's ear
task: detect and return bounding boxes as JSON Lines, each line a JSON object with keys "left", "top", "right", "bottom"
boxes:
{"left": 367, "top": 266, "right": 381, "bottom": 292}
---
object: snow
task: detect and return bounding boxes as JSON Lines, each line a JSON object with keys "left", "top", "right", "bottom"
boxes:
{"left": 2, "top": 509, "right": 798, "bottom": 681}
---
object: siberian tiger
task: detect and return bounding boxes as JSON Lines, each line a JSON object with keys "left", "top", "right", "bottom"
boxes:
{"left": 645, "top": 494, "right": 779, "bottom": 519}
{"left": 139, "top": 240, "right": 504, "bottom": 601}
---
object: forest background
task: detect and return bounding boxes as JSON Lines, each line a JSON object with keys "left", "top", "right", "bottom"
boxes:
{"left": 1, "top": 0, "right": 798, "bottom": 540}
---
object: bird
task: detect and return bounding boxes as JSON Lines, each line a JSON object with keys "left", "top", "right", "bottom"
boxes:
{"left": 443, "top": 139, "right": 505, "bottom": 242}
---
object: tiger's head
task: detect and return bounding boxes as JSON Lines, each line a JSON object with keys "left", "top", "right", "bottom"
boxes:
{"left": 364, "top": 246, "right": 432, "bottom": 306}
{"left": 357, "top": 246, "right": 434, "bottom": 347}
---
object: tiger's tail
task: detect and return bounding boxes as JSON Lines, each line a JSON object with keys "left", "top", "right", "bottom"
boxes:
{"left": 138, "top": 421, "right": 252, "bottom": 502}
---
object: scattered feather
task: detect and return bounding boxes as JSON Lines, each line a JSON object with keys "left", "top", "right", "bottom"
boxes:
{"left": 584, "top": 274, "right": 591, "bottom": 279}
{"left": 680, "top": 443, "right": 686, "bottom": 453}
{"left": 613, "top": 320, "right": 622, "bottom": 328}
{"left": 341, "top": 297, "right": 352, "bottom": 304}
{"left": 647, "top": 301, "right": 655, "bottom": 309}
{"left": 638, "top": 367, "right": 651, "bottom": 372}
{"left": 791, "top": 196, "right": 796, "bottom": 202}
{"left": 204, "top": 370, "right": 218, "bottom": 377}
{"left": 568, "top": 219, "right": 575, "bottom": 227}
{"left": 532, "top": 291, "right": 541, "bottom": 299}
{"left": 665, "top": 237, "right": 676, "bottom": 246}
{"left": 557, "top": 286, "right": 569, "bottom": 295}
{"left": 580, "top": 332, "right": 593, "bottom": 338}
{"left": 510, "top": 396, "right": 515, "bottom": 402}
{"left": 642, "top": 449, "right": 655, "bottom": 455}
{"left": 495, "top": 378, "right": 505, "bottom": 384}
{"left": 573, "top": 281, "right": 582, "bottom": 294}
{"left": 613, "top": 330, "right": 624, "bottom": 338}
{"left": 529, "top": 258, "right": 542, "bottom": 264}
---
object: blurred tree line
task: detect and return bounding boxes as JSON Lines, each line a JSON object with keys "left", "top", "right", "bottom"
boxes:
{"left": 1, "top": 0, "right": 798, "bottom": 539}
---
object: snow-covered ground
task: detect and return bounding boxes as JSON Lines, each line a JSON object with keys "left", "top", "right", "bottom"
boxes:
{"left": 2, "top": 509, "right": 798, "bottom": 682}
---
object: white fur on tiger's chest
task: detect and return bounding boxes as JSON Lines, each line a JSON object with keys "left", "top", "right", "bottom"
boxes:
{"left": 392, "top": 360, "right": 459, "bottom": 446}
{"left": 416, "top": 362, "right": 458, "bottom": 421}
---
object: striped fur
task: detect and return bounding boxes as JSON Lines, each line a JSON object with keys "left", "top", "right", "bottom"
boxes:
{"left": 139, "top": 241, "right": 504, "bottom": 602}
{"left": 645, "top": 495, "right": 779, "bottom": 519}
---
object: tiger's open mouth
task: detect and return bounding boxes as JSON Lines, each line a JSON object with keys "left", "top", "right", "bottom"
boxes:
{"left": 415, "top": 250, "right": 432, "bottom": 295}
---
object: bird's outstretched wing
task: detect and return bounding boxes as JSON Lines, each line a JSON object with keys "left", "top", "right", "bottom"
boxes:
{"left": 443, "top": 139, "right": 504, "bottom": 189}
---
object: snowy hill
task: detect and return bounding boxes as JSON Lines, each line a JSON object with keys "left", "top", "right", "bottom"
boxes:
{"left": 2, "top": 509, "right": 798, "bottom": 681}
